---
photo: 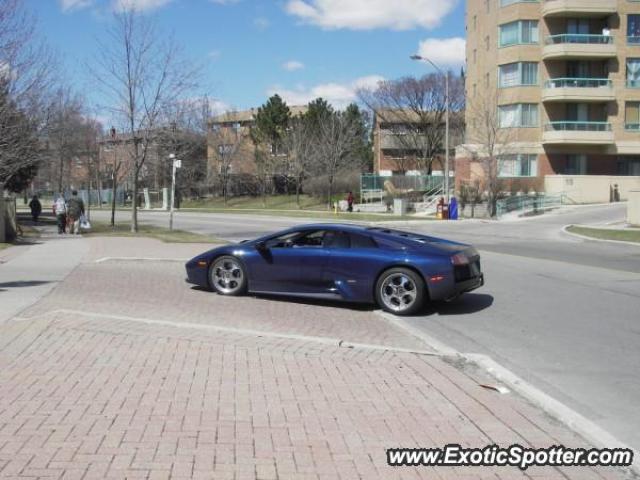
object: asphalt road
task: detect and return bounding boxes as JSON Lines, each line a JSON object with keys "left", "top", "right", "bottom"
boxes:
{"left": 89, "top": 204, "right": 640, "bottom": 451}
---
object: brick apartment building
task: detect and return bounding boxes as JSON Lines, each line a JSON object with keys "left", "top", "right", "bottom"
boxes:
{"left": 207, "top": 106, "right": 308, "bottom": 178}
{"left": 372, "top": 108, "right": 464, "bottom": 176}
{"left": 457, "top": 0, "right": 640, "bottom": 201}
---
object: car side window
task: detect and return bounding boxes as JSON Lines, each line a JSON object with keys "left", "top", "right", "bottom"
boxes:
{"left": 266, "top": 232, "right": 299, "bottom": 248}
{"left": 325, "top": 231, "right": 350, "bottom": 249}
{"left": 292, "top": 230, "right": 326, "bottom": 248}
{"left": 350, "top": 233, "right": 378, "bottom": 249}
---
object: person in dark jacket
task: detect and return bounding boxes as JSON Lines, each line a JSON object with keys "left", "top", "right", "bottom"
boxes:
{"left": 66, "top": 191, "right": 85, "bottom": 235}
{"left": 346, "top": 191, "right": 354, "bottom": 212}
{"left": 28, "top": 195, "right": 42, "bottom": 223}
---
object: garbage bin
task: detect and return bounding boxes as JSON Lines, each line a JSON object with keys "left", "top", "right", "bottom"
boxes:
{"left": 394, "top": 198, "right": 407, "bottom": 216}
{"left": 442, "top": 204, "right": 449, "bottom": 220}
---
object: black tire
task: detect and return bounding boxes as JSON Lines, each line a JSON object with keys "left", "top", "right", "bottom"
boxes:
{"left": 375, "top": 267, "right": 426, "bottom": 316}
{"left": 209, "top": 256, "right": 248, "bottom": 296}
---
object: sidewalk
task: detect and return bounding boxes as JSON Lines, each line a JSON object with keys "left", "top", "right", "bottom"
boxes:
{"left": 0, "top": 226, "right": 88, "bottom": 324}
{"left": 0, "top": 236, "right": 633, "bottom": 479}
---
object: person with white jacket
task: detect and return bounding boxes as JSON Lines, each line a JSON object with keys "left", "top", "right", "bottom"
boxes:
{"left": 53, "top": 196, "right": 67, "bottom": 234}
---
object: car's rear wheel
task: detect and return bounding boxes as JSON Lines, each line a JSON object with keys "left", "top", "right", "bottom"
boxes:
{"left": 209, "top": 256, "right": 247, "bottom": 296}
{"left": 375, "top": 267, "right": 425, "bottom": 316}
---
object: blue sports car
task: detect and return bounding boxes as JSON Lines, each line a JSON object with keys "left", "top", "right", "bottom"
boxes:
{"left": 185, "top": 224, "right": 484, "bottom": 316}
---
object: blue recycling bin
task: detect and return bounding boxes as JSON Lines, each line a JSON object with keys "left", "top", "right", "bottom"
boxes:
{"left": 448, "top": 197, "right": 459, "bottom": 220}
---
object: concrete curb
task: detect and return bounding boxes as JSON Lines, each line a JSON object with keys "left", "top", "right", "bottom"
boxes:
{"left": 562, "top": 225, "right": 640, "bottom": 247}
{"left": 374, "top": 310, "right": 640, "bottom": 475}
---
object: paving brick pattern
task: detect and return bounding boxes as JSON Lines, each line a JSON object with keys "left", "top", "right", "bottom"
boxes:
{"left": 24, "top": 260, "right": 426, "bottom": 352}
{"left": 0, "top": 312, "right": 628, "bottom": 480}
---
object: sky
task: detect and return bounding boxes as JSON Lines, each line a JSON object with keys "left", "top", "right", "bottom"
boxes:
{"left": 28, "top": 0, "right": 465, "bottom": 116}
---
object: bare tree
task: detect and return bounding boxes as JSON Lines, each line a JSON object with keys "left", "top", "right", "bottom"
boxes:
{"left": 0, "top": 0, "right": 55, "bottom": 241}
{"left": 283, "top": 115, "right": 313, "bottom": 208}
{"left": 463, "top": 88, "right": 516, "bottom": 217}
{"left": 314, "top": 110, "right": 363, "bottom": 209}
{"left": 358, "top": 73, "right": 464, "bottom": 174}
{"left": 94, "top": 8, "right": 198, "bottom": 232}
{"left": 207, "top": 115, "right": 248, "bottom": 206}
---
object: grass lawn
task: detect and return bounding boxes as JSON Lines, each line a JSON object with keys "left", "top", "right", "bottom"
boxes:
{"left": 567, "top": 226, "right": 640, "bottom": 244}
{"left": 180, "top": 207, "right": 420, "bottom": 222}
{"left": 86, "top": 221, "right": 225, "bottom": 244}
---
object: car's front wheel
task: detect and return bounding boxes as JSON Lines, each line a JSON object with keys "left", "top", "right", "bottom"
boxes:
{"left": 209, "top": 256, "right": 247, "bottom": 296}
{"left": 375, "top": 267, "right": 425, "bottom": 316}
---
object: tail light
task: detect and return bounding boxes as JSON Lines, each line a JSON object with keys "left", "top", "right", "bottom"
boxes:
{"left": 451, "top": 253, "right": 469, "bottom": 266}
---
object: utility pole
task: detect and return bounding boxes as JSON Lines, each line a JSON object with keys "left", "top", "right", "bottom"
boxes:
{"left": 410, "top": 54, "right": 451, "bottom": 203}
{"left": 168, "top": 154, "right": 181, "bottom": 231}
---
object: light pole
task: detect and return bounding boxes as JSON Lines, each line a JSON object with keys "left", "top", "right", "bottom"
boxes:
{"left": 410, "top": 54, "right": 450, "bottom": 203}
{"left": 168, "top": 153, "right": 181, "bottom": 231}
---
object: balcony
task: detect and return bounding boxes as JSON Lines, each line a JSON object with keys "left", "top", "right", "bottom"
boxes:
{"left": 542, "top": 78, "right": 614, "bottom": 102}
{"left": 542, "top": 121, "right": 614, "bottom": 144}
{"left": 542, "top": 0, "right": 617, "bottom": 18}
{"left": 543, "top": 34, "right": 616, "bottom": 59}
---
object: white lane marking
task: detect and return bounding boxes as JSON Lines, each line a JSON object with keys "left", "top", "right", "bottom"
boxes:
{"left": 37, "top": 308, "right": 439, "bottom": 357}
{"left": 94, "top": 257, "right": 190, "bottom": 263}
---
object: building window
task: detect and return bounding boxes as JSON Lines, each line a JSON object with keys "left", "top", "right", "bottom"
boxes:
{"left": 499, "top": 62, "right": 538, "bottom": 87}
{"left": 499, "top": 20, "right": 539, "bottom": 47}
{"left": 499, "top": 104, "right": 539, "bottom": 127}
{"left": 498, "top": 154, "right": 537, "bottom": 177}
{"left": 625, "top": 102, "right": 640, "bottom": 130}
{"left": 627, "top": 59, "right": 640, "bottom": 87}
{"left": 566, "top": 154, "right": 587, "bottom": 175}
{"left": 628, "top": 15, "right": 640, "bottom": 44}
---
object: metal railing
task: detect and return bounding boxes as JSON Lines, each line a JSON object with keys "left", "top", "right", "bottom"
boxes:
{"left": 625, "top": 123, "right": 640, "bottom": 131}
{"left": 544, "top": 78, "right": 612, "bottom": 88}
{"left": 628, "top": 36, "right": 640, "bottom": 45}
{"left": 496, "top": 193, "right": 567, "bottom": 218}
{"left": 627, "top": 79, "right": 640, "bottom": 88}
{"left": 545, "top": 34, "right": 614, "bottom": 45}
{"left": 544, "top": 121, "right": 612, "bottom": 132}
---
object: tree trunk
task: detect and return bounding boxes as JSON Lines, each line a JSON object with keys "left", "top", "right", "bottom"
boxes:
{"left": 296, "top": 176, "right": 301, "bottom": 209}
{"left": 131, "top": 169, "right": 139, "bottom": 233}
{"left": 0, "top": 182, "right": 5, "bottom": 243}
{"left": 58, "top": 153, "right": 65, "bottom": 195}
{"left": 110, "top": 178, "right": 117, "bottom": 228}
{"left": 327, "top": 175, "right": 334, "bottom": 211}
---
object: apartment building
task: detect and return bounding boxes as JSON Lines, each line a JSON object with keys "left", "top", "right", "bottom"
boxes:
{"left": 207, "top": 106, "right": 307, "bottom": 178}
{"left": 457, "top": 0, "right": 640, "bottom": 201}
{"left": 372, "top": 109, "right": 464, "bottom": 176}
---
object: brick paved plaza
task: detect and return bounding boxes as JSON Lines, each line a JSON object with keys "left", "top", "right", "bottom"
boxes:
{"left": 0, "top": 237, "right": 632, "bottom": 479}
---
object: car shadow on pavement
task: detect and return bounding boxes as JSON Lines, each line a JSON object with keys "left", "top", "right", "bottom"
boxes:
{"left": 189, "top": 286, "right": 375, "bottom": 312}
{"left": 0, "top": 280, "right": 54, "bottom": 289}
{"left": 427, "top": 293, "right": 494, "bottom": 316}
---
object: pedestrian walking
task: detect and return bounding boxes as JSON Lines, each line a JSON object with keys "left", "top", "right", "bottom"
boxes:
{"left": 346, "top": 191, "right": 354, "bottom": 212}
{"left": 28, "top": 195, "right": 42, "bottom": 223}
{"left": 66, "top": 190, "right": 85, "bottom": 235}
{"left": 53, "top": 196, "right": 67, "bottom": 234}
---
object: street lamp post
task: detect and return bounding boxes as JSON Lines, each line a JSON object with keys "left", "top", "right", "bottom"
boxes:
{"left": 168, "top": 154, "right": 181, "bottom": 231}
{"left": 410, "top": 54, "right": 450, "bottom": 203}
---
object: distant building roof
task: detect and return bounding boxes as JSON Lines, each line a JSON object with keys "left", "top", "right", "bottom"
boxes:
{"left": 209, "top": 105, "right": 308, "bottom": 125}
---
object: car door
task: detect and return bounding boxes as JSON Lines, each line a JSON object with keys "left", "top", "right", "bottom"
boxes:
{"left": 249, "top": 229, "right": 330, "bottom": 294}
{"left": 324, "top": 231, "right": 381, "bottom": 301}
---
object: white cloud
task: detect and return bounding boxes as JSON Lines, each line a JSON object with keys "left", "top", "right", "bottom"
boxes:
{"left": 282, "top": 60, "right": 304, "bottom": 72}
{"left": 416, "top": 37, "right": 466, "bottom": 66}
{"left": 114, "top": 0, "right": 174, "bottom": 12}
{"left": 269, "top": 74, "right": 384, "bottom": 109}
{"left": 285, "top": 0, "right": 458, "bottom": 30}
{"left": 59, "top": 0, "right": 93, "bottom": 12}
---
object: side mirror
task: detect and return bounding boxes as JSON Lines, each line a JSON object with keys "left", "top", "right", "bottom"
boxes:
{"left": 256, "top": 241, "right": 268, "bottom": 252}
